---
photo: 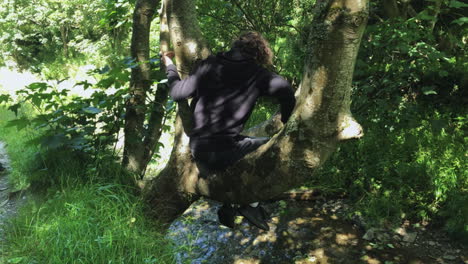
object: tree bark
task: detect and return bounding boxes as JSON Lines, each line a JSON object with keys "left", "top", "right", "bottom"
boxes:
{"left": 123, "top": 0, "right": 169, "bottom": 177}
{"left": 427, "top": 0, "right": 442, "bottom": 32}
{"left": 144, "top": 0, "right": 211, "bottom": 221}
{"left": 146, "top": 0, "right": 368, "bottom": 222}
{"left": 140, "top": 0, "right": 172, "bottom": 176}
{"left": 60, "top": 24, "right": 69, "bottom": 58}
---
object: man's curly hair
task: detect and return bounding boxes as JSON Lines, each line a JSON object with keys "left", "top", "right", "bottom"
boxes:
{"left": 232, "top": 32, "right": 273, "bottom": 66}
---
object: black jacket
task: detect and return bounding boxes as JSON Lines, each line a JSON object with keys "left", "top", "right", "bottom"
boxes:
{"left": 166, "top": 48, "right": 296, "bottom": 151}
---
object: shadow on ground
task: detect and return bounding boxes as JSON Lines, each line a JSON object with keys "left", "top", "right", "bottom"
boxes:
{"left": 167, "top": 198, "right": 467, "bottom": 264}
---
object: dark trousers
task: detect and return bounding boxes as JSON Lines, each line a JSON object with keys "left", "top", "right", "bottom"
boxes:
{"left": 191, "top": 136, "right": 270, "bottom": 173}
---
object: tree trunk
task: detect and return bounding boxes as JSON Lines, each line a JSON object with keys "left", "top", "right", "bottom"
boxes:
{"left": 123, "top": 0, "right": 169, "bottom": 177}
{"left": 60, "top": 24, "right": 69, "bottom": 58}
{"left": 427, "top": 0, "right": 442, "bottom": 32}
{"left": 143, "top": 0, "right": 211, "bottom": 221}
{"left": 145, "top": 0, "right": 368, "bottom": 222}
{"left": 140, "top": 0, "right": 172, "bottom": 176}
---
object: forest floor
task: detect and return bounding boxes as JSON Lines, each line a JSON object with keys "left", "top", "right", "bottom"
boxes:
{"left": 274, "top": 199, "right": 468, "bottom": 264}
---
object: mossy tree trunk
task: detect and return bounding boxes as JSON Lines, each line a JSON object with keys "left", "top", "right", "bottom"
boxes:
{"left": 145, "top": 0, "right": 368, "bottom": 222}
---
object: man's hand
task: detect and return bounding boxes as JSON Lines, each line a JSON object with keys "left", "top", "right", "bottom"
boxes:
{"left": 161, "top": 51, "right": 175, "bottom": 67}
{"left": 265, "top": 113, "right": 283, "bottom": 136}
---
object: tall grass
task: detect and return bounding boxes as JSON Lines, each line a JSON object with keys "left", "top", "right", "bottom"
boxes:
{"left": 1, "top": 184, "right": 174, "bottom": 264}
{"left": 0, "top": 106, "right": 41, "bottom": 190}
{"left": 0, "top": 107, "right": 176, "bottom": 263}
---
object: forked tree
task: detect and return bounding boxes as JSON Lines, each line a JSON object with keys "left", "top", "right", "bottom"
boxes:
{"left": 135, "top": 0, "right": 369, "bottom": 222}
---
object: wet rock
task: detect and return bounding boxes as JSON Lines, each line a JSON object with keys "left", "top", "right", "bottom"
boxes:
{"left": 376, "top": 232, "right": 390, "bottom": 242}
{"left": 402, "top": 232, "right": 418, "bottom": 243}
{"left": 166, "top": 196, "right": 466, "bottom": 264}
{"left": 351, "top": 213, "right": 367, "bottom": 229}
{"left": 443, "top": 255, "right": 457, "bottom": 260}
{"left": 167, "top": 198, "right": 365, "bottom": 264}
{"left": 363, "top": 228, "right": 377, "bottom": 241}
{"left": 394, "top": 227, "right": 407, "bottom": 236}
{"left": 167, "top": 199, "right": 274, "bottom": 264}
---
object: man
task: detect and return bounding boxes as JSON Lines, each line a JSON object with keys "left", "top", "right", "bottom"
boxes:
{"left": 162, "top": 32, "right": 295, "bottom": 231}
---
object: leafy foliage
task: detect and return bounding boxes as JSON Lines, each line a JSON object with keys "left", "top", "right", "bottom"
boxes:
{"left": 312, "top": 2, "right": 467, "bottom": 239}
{"left": 198, "top": 0, "right": 467, "bottom": 239}
{"left": 0, "top": 0, "right": 134, "bottom": 77}
{"left": 197, "top": 0, "right": 315, "bottom": 83}
{"left": 3, "top": 61, "right": 132, "bottom": 165}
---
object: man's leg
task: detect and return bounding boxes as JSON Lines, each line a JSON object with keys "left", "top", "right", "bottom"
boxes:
{"left": 233, "top": 136, "right": 271, "bottom": 230}
{"left": 192, "top": 136, "right": 271, "bottom": 230}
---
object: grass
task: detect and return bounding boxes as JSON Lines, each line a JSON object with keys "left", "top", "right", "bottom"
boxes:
{"left": 1, "top": 185, "right": 174, "bottom": 264}
{"left": 0, "top": 106, "right": 41, "bottom": 191}
{"left": 0, "top": 106, "right": 176, "bottom": 264}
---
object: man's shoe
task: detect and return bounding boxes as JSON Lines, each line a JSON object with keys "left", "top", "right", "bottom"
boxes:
{"left": 217, "top": 204, "right": 236, "bottom": 228}
{"left": 259, "top": 205, "right": 270, "bottom": 221}
{"left": 239, "top": 205, "right": 270, "bottom": 231}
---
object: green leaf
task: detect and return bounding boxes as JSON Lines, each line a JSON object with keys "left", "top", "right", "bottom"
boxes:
{"left": 417, "top": 10, "right": 435, "bottom": 21}
{"left": 7, "top": 257, "right": 24, "bottom": 264}
{"left": 449, "top": 0, "right": 468, "bottom": 8}
{"left": 451, "top": 17, "right": 468, "bottom": 25}
{"left": 8, "top": 103, "right": 21, "bottom": 116}
{"left": 5, "top": 117, "right": 30, "bottom": 130}
{"left": 0, "top": 94, "right": 11, "bottom": 104}
{"left": 41, "top": 134, "right": 67, "bottom": 149}
{"left": 76, "top": 80, "right": 93, "bottom": 90}
{"left": 438, "top": 70, "right": 449, "bottom": 77}
{"left": 98, "top": 65, "right": 110, "bottom": 74}
{"left": 70, "top": 136, "right": 87, "bottom": 150}
{"left": 25, "top": 136, "right": 42, "bottom": 146}
{"left": 422, "top": 86, "right": 437, "bottom": 95}
{"left": 31, "top": 95, "right": 42, "bottom": 108}
{"left": 83, "top": 107, "right": 102, "bottom": 114}
{"left": 26, "top": 82, "right": 49, "bottom": 91}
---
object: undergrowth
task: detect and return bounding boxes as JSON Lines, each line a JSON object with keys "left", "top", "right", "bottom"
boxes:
{"left": 0, "top": 107, "right": 176, "bottom": 264}
{"left": 312, "top": 105, "right": 467, "bottom": 242}
{"left": 0, "top": 106, "right": 41, "bottom": 190}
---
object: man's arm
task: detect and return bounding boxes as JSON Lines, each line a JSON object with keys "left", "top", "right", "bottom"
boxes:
{"left": 162, "top": 52, "right": 199, "bottom": 101}
{"left": 263, "top": 74, "right": 296, "bottom": 123}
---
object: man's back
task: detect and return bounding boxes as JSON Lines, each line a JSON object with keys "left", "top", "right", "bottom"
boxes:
{"left": 162, "top": 31, "right": 296, "bottom": 231}
{"left": 166, "top": 48, "right": 295, "bottom": 151}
